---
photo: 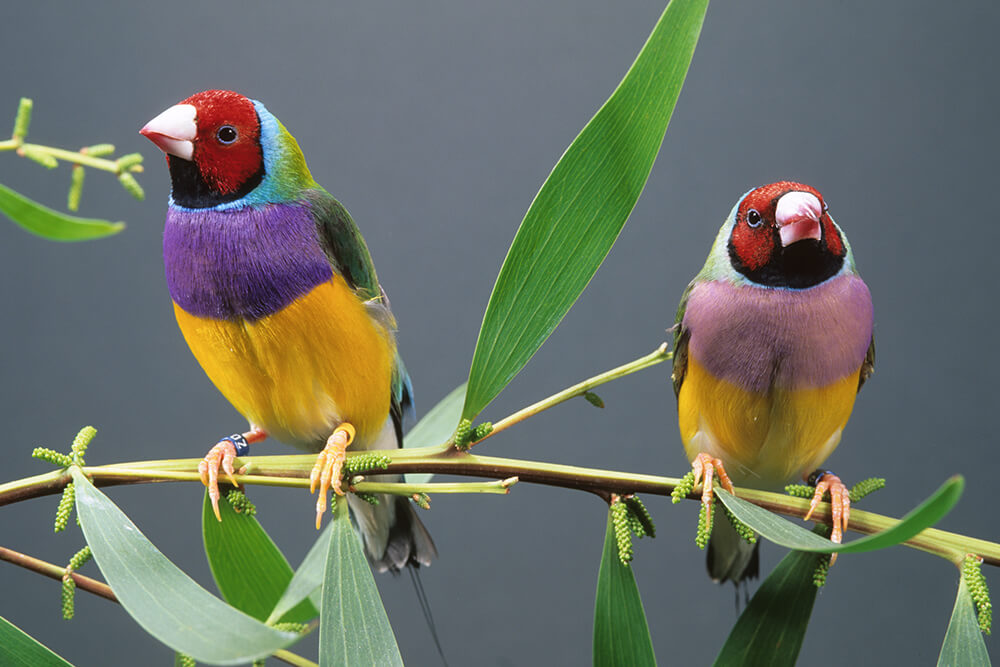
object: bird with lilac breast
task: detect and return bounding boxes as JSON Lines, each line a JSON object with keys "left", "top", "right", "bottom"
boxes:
{"left": 671, "top": 181, "right": 874, "bottom": 583}
{"left": 140, "top": 89, "right": 435, "bottom": 572}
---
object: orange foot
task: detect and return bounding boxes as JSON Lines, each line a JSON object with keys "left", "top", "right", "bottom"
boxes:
{"left": 691, "top": 452, "right": 735, "bottom": 526}
{"left": 199, "top": 428, "right": 267, "bottom": 521}
{"left": 310, "top": 423, "right": 356, "bottom": 529}
{"left": 803, "top": 469, "right": 851, "bottom": 564}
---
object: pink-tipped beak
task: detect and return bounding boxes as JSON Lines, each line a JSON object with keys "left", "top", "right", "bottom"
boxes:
{"left": 775, "top": 191, "right": 822, "bottom": 246}
{"left": 140, "top": 103, "right": 197, "bottom": 161}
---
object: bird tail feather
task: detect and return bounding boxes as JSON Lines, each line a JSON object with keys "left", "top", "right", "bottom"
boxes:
{"left": 706, "top": 512, "right": 759, "bottom": 584}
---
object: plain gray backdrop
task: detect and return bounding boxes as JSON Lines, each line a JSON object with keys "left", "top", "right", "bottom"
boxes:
{"left": 1, "top": 1, "right": 997, "bottom": 664}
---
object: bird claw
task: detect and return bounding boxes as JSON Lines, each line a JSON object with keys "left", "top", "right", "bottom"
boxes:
{"left": 310, "top": 423, "right": 356, "bottom": 529}
{"left": 691, "top": 452, "right": 735, "bottom": 527}
{"left": 199, "top": 440, "right": 239, "bottom": 522}
{"left": 803, "top": 471, "right": 851, "bottom": 565}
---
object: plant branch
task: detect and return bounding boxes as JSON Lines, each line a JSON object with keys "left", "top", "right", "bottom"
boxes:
{"left": 472, "top": 343, "right": 672, "bottom": 446}
{"left": 0, "top": 544, "right": 316, "bottom": 667}
{"left": 0, "top": 545, "right": 116, "bottom": 602}
{"left": 3, "top": 450, "right": 998, "bottom": 567}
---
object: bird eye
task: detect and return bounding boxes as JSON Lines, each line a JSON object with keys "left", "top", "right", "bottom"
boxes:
{"left": 747, "top": 209, "right": 762, "bottom": 227}
{"left": 216, "top": 125, "right": 238, "bottom": 144}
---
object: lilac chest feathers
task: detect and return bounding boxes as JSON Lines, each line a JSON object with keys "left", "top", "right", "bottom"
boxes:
{"left": 682, "top": 275, "right": 873, "bottom": 393}
{"left": 163, "top": 203, "right": 332, "bottom": 321}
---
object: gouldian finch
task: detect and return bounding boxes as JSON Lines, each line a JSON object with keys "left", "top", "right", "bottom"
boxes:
{"left": 141, "top": 90, "right": 436, "bottom": 571}
{"left": 672, "top": 181, "right": 874, "bottom": 583}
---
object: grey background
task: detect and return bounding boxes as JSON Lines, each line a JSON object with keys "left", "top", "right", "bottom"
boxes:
{"left": 1, "top": 1, "right": 997, "bottom": 664}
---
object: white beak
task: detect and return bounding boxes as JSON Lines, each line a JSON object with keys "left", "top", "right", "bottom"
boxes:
{"left": 775, "top": 191, "right": 823, "bottom": 247}
{"left": 140, "top": 104, "right": 197, "bottom": 161}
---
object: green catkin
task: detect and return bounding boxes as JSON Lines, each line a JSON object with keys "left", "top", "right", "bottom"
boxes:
{"left": 67, "top": 165, "right": 85, "bottom": 211}
{"left": 452, "top": 419, "right": 473, "bottom": 450}
{"left": 84, "top": 143, "right": 115, "bottom": 157}
{"left": 61, "top": 576, "right": 75, "bottom": 620}
{"left": 583, "top": 391, "right": 605, "bottom": 408}
{"left": 624, "top": 496, "right": 656, "bottom": 538}
{"left": 627, "top": 510, "right": 646, "bottom": 538}
{"left": 784, "top": 484, "right": 814, "bottom": 499}
{"left": 962, "top": 555, "right": 992, "bottom": 635}
{"left": 672, "top": 471, "right": 696, "bottom": 504}
{"left": 354, "top": 492, "right": 380, "bottom": 506}
{"left": 68, "top": 546, "right": 92, "bottom": 571}
{"left": 471, "top": 421, "right": 493, "bottom": 442}
{"left": 32, "top": 447, "right": 72, "bottom": 467}
{"left": 610, "top": 501, "right": 633, "bottom": 564}
{"left": 21, "top": 146, "right": 58, "bottom": 168}
{"left": 812, "top": 524, "right": 833, "bottom": 587}
{"left": 71, "top": 426, "right": 96, "bottom": 462}
{"left": 54, "top": 483, "right": 75, "bottom": 532}
{"left": 723, "top": 504, "right": 756, "bottom": 544}
{"left": 225, "top": 490, "right": 256, "bottom": 516}
{"left": 115, "top": 152, "right": 143, "bottom": 171}
{"left": 118, "top": 172, "right": 145, "bottom": 200}
{"left": 695, "top": 498, "right": 713, "bottom": 550}
{"left": 13, "top": 98, "right": 32, "bottom": 140}
{"left": 849, "top": 477, "right": 886, "bottom": 502}
{"left": 175, "top": 654, "right": 196, "bottom": 667}
{"left": 252, "top": 661, "right": 265, "bottom": 667}
{"left": 342, "top": 452, "right": 391, "bottom": 475}
{"left": 412, "top": 493, "right": 431, "bottom": 510}
{"left": 813, "top": 554, "right": 832, "bottom": 588}
{"left": 272, "top": 622, "right": 308, "bottom": 634}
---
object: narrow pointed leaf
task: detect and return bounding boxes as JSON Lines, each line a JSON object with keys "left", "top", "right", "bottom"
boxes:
{"left": 267, "top": 521, "right": 334, "bottom": 625}
{"left": 202, "top": 491, "right": 318, "bottom": 623}
{"left": 937, "top": 577, "right": 991, "bottom": 666}
{"left": 0, "top": 182, "right": 124, "bottom": 241}
{"left": 461, "top": 0, "right": 708, "bottom": 420}
{"left": 715, "top": 476, "right": 963, "bottom": 554}
{"left": 713, "top": 548, "right": 821, "bottom": 666}
{"left": 0, "top": 615, "right": 74, "bottom": 667}
{"left": 319, "top": 496, "right": 402, "bottom": 667}
{"left": 404, "top": 382, "right": 467, "bottom": 484}
{"left": 71, "top": 469, "right": 298, "bottom": 665}
{"left": 593, "top": 515, "right": 656, "bottom": 666}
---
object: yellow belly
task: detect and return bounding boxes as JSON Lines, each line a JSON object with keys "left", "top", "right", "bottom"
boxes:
{"left": 173, "top": 274, "right": 394, "bottom": 450}
{"left": 677, "top": 354, "right": 860, "bottom": 487}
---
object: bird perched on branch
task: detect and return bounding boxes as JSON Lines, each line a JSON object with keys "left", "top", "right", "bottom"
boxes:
{"left": 671, "top": 181, "right": 874, "bottom": 583}
{"left": 141, "top": 89, "right": 435, "bottom": 572}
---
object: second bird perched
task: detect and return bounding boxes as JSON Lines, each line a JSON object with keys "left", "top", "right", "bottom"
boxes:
{"left": 672, "top": 181, "right": 874, "bottom": 583}
{"left": 141, "top": 89, "right": 435, "bottom": 572}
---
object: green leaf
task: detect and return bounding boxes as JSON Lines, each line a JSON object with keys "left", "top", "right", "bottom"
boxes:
{"left": 404, "top": 382, "right": 467, "bottom": 484}
{"left": 71, "top": 468, "right": 298, "bottom": 665}
{"left": 0, "top": 615, "right": 74, "bottom": 667}
{"left": 714, "top": 475, "right": 963, "bottom": 553}
{"left": 267, "top": 521, "right": 334, "bottom": 625}
{"left": 713, "top": 548, "right": 821, "bottom": 666}
{"left": 938, "top": 577, "right": 992, "bottom": 666}
{"left": 593, "top": 514, "right": 656, "bottom": 667}
{"left": 319, "top": 496, "right": 403, "bottom": 667}
{"left": 0, "top": 182, "right": 124, "bottom": 241}
{"left": 202, "top": 491, "right": 318, "bottom": 623}
{"left": 461, "top": 0, "right": 708, "bottom": 421}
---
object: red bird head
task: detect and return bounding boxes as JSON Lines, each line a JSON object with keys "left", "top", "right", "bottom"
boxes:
{"left": 141, "top": 90, "right": 264, "bottom": 208}
{"left": 727, "top": 181, "right": 846, "bottom": 288}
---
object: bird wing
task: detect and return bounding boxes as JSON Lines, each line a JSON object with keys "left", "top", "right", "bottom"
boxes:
{"left": 671, "top": 283, "right": 694, "bottom": 398}
{"left": 306, "top": 188, "right": 415, "bottom": 444}
{"left": 857, "top": 336, "right": 875, "bottom": 391}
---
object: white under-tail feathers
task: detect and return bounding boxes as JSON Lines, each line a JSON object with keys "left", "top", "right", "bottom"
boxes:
{"left": 346, "top": 417, "right": 437, "bottom": 572}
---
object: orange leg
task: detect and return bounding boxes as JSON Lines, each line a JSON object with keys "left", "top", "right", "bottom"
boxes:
{"left": 691, "top": 452, "right": 735, "bottom": 527}
{"left": 199, "top": 427, "right": 267, "bottom": 521}
{"left": 803, "top": 470, "right": 851, "bottom": 564}
{"left": 310, "top": 423, "right": 356, "bottom": 529}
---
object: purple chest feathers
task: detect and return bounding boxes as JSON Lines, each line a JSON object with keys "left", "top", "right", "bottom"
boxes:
{"left": 163, "top": 203, "right": 333, "bottom": 321}
{"left": 682, "top": 275, "right": 873, "bottom": 393}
